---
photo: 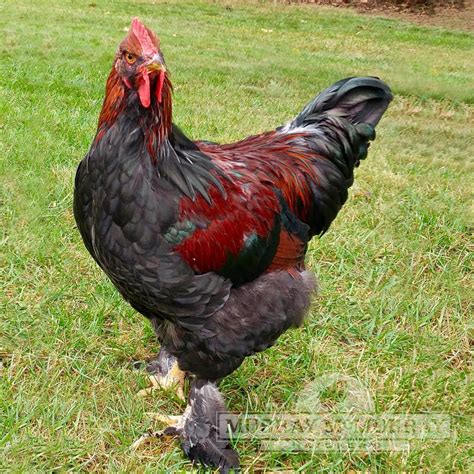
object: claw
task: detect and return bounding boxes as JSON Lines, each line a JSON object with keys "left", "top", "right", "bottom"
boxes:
{"left": 130, "top": 429, "right": 165, "bottom": 450}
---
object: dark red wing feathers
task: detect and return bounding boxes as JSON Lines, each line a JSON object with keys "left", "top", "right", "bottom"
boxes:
{"left": 175, "top": 171, "right": 280, "bottom": 276}
{"left": 171, "top": 131, "right": 321, "bottom": 279}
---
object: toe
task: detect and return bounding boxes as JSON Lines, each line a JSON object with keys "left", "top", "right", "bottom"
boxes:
{"left": 148, "top": 413, "right": 182, "bottom": 426}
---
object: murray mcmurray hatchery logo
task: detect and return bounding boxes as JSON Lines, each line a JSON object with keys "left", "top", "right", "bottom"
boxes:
{"left": 218, "top": 373, "right": 452, "bottom": 452}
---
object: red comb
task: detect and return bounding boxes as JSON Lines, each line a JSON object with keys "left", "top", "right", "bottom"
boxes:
{"left": 131, "top": 17, "right": 156, "bottom": 56}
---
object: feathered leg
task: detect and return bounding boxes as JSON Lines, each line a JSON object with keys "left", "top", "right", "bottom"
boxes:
{"left": 163, "top": 379, "right": 239, "bottom": 473}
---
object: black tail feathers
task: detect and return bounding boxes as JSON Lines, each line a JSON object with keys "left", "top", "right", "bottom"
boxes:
{"left": 277, "top": 77, "right": 392, "bottom": 237}
{"left": 290, "top": 76, "right": 393, "bottom": 130}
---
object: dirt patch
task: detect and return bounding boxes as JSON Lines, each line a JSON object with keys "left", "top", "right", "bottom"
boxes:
{"left": 282, "top": 1, "right": 473, "bottom": 31}
{"left": 357, "top": 2, "right": 473, "bottom": 31}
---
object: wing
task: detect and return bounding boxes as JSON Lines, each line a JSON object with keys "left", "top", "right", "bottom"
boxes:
{"left": 168, "top": 171, "right": 284, "bottom": 286}
{"left": 165, "top": 132, "right": 314, "bottom": 285}
{"left": 200, "top": 131, "right": 345, "bottom": 238}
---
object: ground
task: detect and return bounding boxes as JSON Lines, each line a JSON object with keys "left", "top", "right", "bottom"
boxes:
{"left": 335, "top": 1, "right": 474, "bottom": 31}
{"left": 293, "top": 0, "right": 473, "bottom": 32}
{"left": 0, "top": 0, "right": 472, "bottom": 472}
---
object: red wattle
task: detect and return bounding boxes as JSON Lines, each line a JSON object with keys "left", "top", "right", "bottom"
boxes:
{"left": 138, "top": 71, "right": 150, "bottom": 108}
{"left": 156, "top": 70, "right": 165, "bottom": 104}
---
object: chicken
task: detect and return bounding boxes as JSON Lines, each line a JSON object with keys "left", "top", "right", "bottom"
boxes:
{"left": 74, "top": 18, "right": 392, "bottom": 472}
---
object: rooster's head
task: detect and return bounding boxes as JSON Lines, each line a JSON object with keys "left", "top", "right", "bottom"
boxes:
{"left": 116, "top": 18, "right": 167, "bottom": 108}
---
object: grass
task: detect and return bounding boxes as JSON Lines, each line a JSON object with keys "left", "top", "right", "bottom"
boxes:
{"left": 1, "top": 0, "right": 472, "bottom": 471}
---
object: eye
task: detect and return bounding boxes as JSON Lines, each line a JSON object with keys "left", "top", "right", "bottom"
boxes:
{"left": 124, "top": 52, "right": 137, "bottom": 65}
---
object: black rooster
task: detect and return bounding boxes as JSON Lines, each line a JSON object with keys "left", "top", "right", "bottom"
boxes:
{"left": 74, "top": 18, "right": 392, "bottom": 472}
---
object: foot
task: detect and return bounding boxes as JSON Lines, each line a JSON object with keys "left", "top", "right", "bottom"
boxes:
{"left": 131, "top": 414, "right": 183, "bottom": 450}
{"left": 137, "top": 371, "right": 185, "bottom": 400}
{"left": 137, "top": 347, "right": 186, "bottom": 400}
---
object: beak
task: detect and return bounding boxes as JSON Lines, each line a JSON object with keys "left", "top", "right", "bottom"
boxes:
{"left": 147, "top": 54, "right": 166, "bottom": 74}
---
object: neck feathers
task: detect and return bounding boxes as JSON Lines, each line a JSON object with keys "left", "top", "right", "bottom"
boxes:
{"left": 95, "top": 67, "right": 173, "bottom": 157}
{"left": 143, "top": 73, "right": 173, "bottom": 159}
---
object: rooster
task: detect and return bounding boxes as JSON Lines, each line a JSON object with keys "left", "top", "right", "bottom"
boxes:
{"left": 74, "top": 18, "right": 392, "bottom": 472}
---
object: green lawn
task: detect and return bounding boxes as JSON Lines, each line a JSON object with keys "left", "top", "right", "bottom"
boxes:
{"left": 1, "top": 0, "right": 472, "bottom": 471}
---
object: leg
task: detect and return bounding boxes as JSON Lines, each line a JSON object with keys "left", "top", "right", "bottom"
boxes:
{"left": 162, "top": 379, "right": 240, "bottom": 472}
{"left": 132, "top": 379, "right": 240, "bottom": 472}
{"left": 137, "top": 346, "right": 186, "bottom": 400}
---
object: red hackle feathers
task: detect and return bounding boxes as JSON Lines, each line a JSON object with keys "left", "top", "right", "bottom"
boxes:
{"left": 199, "top": 131, "right": 323, "bottom": 228}
{"left": 145, "top": 73, "right": 173, "bottom": 155}
{"left": 95, "top": 66, "right": 172, "bottom": 151}
{"left": 95, "top": 69, "right": 126, "bottom": 143}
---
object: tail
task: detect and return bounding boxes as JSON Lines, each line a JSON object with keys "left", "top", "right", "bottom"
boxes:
{"left": 278, "top": 76, "right": 392, "bottom": 236}
{"left": 290, "top": 76, "right": 392, "bottom": 131}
